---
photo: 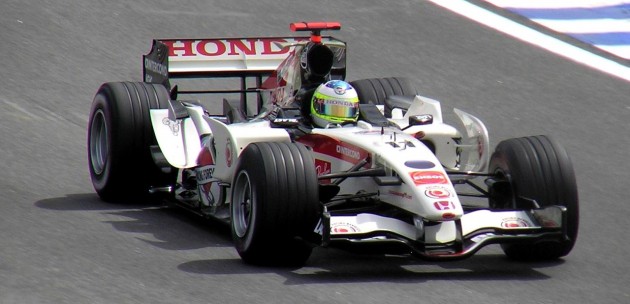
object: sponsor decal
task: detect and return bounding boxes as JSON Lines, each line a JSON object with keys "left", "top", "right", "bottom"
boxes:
{"left": 272, "top": 118, "right": 299, "bottom": 126}
{"left": 442, "top": 213, "right": 456, "bottom": 220}
{"left": 296, "top": 134, "right": 369, "bottom": 165}
{"left": 410, "top": 171, "right": 448, "bottom": 185}
{"left": 501, "top": 218, "right": 530, "bottom": 228}
{"left": 424, "top": 186, "right": 452, "bottom": 199}
{"left": 417, "top": 114, "right": 433, "bottom": 122}
{"left": 315, "top": 159, "right": 331, "bottom": 176}
{"left": 433, "top": 201, "right": 456, "bottom": 211}
{"left": 199, "top": 181, "right": 219, "bottom": 207}
{"left": 195, "top": 165, "right": 216, "bottom": 185}
{"left": 388, "top": 190, "right": 412, "bottom": 200}
{"left": 410, "top": 114, "right": 433, "bottom": 125}
{"left": 162, "top": 38, "right": 308, "bottom": 58}
{"left": 404, "top": 160, "right": 436, "bottom": 169}
{"left": 225, "top": 138, "right": 233, "bottom": 168}
{"left": 413, "top": 131, "right": 426, "bottom": 140}
{"left": 162, "top": 117, "right": 180, "bottom": 136}
{"left": 331, "top": 222, "right": 360, "bottom": 233}
{"left": 314, "top": 98, "right": 356, "bottom": 107}
{"left": 167, "top": 39, "right": 280, "bottom": 57}
{"left": 336, "top": 145, "right": 360, "bottom": 160}
{"left": 144, "top": 58, "right": 168, "bottom": 77}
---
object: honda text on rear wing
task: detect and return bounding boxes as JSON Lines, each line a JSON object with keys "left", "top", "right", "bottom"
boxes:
{"left": 142, "top": 27, "right": 346, "bottom": 115}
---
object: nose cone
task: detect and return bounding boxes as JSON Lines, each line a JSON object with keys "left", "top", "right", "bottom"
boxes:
{"left": 406, "top": 171, "right": 463, "bottom": 221}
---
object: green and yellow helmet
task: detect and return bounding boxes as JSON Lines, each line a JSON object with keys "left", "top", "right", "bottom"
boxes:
{"left": 310, "top": 80, "right": 359, "bottom": 128}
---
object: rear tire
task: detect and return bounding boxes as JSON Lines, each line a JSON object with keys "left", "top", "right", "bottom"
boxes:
{"left": 488, "top": 135, "right": 579, "bottom": 260}
{"left": 87, "top": 82, "right": 177, "bottom": 202}
{"left": 231, "top": 142, "right": 321, "bottom": 266}
{"left": 350, "top": 77, "right": 419, "bottom": 117}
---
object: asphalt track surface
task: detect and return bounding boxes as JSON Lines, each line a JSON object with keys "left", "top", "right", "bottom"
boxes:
{"left": 1, "top": 1, "right": 629, "bottom": 303}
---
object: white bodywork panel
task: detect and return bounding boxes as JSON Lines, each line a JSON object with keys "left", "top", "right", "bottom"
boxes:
{"left": 312, "top": 125, "right": 463, "bottom": 221}
{"left": 453, "top": 108, "right": 490, "bottom": 173}
{"left": 330, "top": 209, "right": 545, "bottom": 244}
{"left": 149, "top": 94, "right": 489, "bottom": 223}
{"left": 330, "top": 213, "right": 419, "bottom": 239}
{"left": 389, "top": 95, "right": 490, "bottom": 172}
{"left": 426, "top": 210, "right": 538, "bottom": 243}
{"left": 204, "top": 117, "right": 291, "bottom": 182}
{"left": 404, "top": 123, "right": 461, "bottom": 169}
{"left": 150, "top": 109, "right": 202, "bottom": 168}
{"left": 404, "top": 95, "right": 444, "bottom": 123}
{"left": 391, "top": 95, "right": 461, "bottom": 169}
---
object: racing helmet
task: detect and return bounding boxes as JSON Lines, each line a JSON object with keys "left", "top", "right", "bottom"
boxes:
{"left": 310, "top": 80, "right": 359, "bottom": 127}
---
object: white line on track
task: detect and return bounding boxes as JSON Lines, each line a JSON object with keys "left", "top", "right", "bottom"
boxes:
{"left": 483, "top": 0, "right": 629, "bottom": 9}
{"left": 535, "top": 19, "right": 630, "bottom": 34}
{"left": 429, "top": 0, "right": 630, "bottom": 83}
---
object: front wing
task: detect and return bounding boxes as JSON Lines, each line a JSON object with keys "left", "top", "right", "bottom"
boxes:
{"left": 318, "top": 205, "right": 567, "bottom": 260}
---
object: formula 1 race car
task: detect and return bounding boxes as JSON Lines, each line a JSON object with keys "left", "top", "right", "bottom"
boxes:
{"left": 87, "top": 22, "right": 579, "bottom": 266}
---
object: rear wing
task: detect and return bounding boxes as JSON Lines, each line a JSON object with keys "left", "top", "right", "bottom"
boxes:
{"left": 142, "top": 37, "right": 346, "bottom": 105}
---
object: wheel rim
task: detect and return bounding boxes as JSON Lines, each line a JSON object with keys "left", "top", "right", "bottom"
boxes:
{"left": 89, "top": 109, "right": 108, "bottom": 175}
{"left": 232, "top": 171, "right": 253, "bottom": 238}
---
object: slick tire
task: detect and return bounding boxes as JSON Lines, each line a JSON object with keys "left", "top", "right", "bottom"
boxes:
{"left": 87, "top": 82, "right": 177, "bottom": 202}
{"left": 350, "top": 77, "right": 419, "bottom": 117}
{"left": 488, "top": 135, "right": 579, "bottom": 260}
{"left": 231, "top": 142, "right": 321, "bottom": 267}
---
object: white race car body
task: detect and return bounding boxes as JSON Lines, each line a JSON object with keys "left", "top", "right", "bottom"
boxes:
{"left": 148, "top": 90, "right": 564, "bottom": 259}
{"left": 86, "top": 21, "right": 572, "bottom": 264}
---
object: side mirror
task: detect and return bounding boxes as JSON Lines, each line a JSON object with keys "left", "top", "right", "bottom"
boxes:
{"left": 409, "top": 114, "right": 433, "bottom": 126}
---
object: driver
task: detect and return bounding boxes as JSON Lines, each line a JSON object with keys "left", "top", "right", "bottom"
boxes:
{"left": 309, "top": 80, "right": 359, "bottom": 128}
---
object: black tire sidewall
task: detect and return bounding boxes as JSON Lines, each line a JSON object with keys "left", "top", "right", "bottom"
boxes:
{"left": 88, "top": 83, "right": 135, "bottom": 199}
{"left": 87, "top": 82, "right": 175, "bottom": 201}
{"left": 489, "top": 135, "right": 579, "bottom": 259}
{"left": 231, "top": 142, "right": 320, "bottom": 265}
{"left": 88, "top": 90, "right": 115, "bottom": 195}
{"left": 231, "top": 146, "right": 267, "bottom": 254}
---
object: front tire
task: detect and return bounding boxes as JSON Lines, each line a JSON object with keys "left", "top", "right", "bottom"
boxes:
{"left": 230, "top": 142, "right": 321, "bottom": 266}
{"left": 87, "top": 82, "right": 177, "bottom": 202}
{"left": 488, "top": 135, "right": 579, "bottom": 260}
